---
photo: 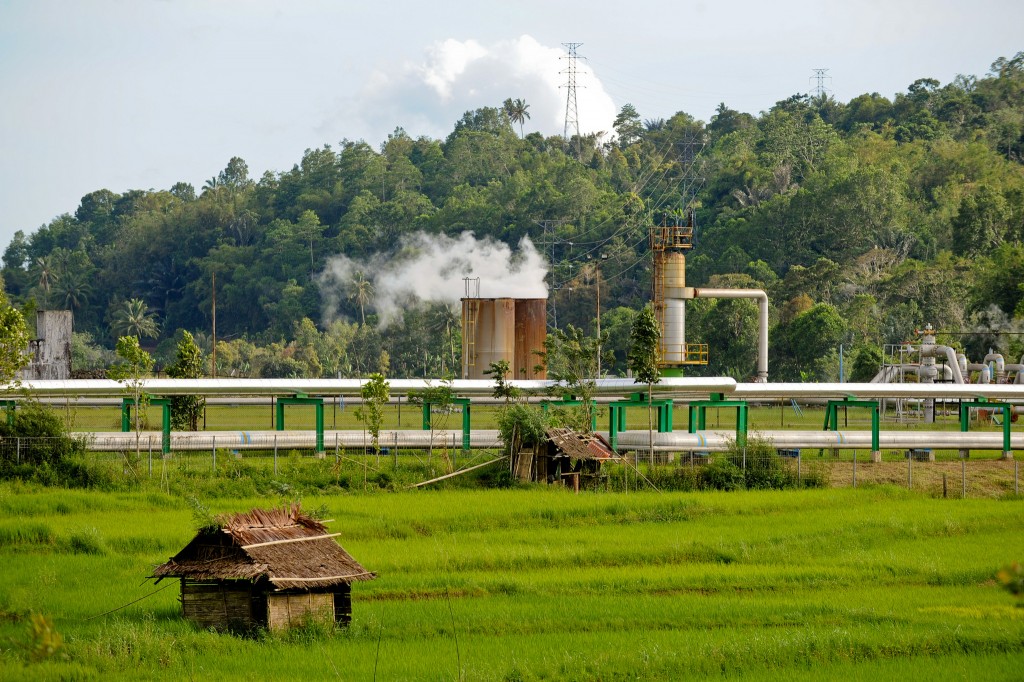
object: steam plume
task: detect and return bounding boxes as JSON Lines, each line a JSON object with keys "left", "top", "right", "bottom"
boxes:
{"left": 317, "top": 232, "right": 548, "bottom": 326}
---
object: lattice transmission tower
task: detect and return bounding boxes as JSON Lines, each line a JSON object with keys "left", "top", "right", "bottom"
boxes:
{"left": 810, "top": 68, "right": 832, "bottom": 99}
{"left": 560, "top": 42, "right": 584, "bottom": 157}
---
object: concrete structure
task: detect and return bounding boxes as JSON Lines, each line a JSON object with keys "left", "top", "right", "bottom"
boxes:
{"left": 18, "top": 310, "right": 72, "bottom": 380}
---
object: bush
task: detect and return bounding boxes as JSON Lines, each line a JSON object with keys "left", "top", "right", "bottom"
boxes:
{"left": 700, "top": 458, "right": 745, "bottom": 491}
{"left": 0, "top": 402, "right": 90, "bottom": 485}
{"left": 495, "top": 403, "right": 547, "bottom": 454}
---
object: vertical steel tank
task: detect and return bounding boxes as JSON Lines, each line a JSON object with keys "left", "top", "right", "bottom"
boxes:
{"left": 461, "top": 298, "right": 547, "bottom": 380}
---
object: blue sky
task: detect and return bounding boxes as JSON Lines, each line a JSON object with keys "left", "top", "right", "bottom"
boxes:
{"left": 1, "top": 0, "right": 1021, "bottom": 253}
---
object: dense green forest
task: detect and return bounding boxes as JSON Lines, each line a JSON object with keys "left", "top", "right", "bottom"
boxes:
{"left": 3, "top": 53, "right": 1023, "bottom": 381}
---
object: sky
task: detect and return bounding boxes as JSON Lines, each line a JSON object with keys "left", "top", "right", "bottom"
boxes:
{"left": 1, "top": 0, "right": 1022, "bottom": 253}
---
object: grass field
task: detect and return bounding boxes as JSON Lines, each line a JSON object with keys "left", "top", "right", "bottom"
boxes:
{"left": 0, "top": 484, "right": 1022, "bottom": 680}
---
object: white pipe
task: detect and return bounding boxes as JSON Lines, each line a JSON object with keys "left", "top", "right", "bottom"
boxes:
{"left": 75, "top": 427, "right": 1021, "bottom": 453}
{"left": 691, "top": 288, "right": 769, "bottom": 382}
{"left": 5, "top": 377, "right": 738, "bottom": 398}
{"left": 732, "top": 382, "right": 1024, "bottom": 400}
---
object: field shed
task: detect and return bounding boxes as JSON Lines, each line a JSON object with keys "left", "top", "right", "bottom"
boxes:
{"left": 152, "top": 505, "right": 375, "bottom": 632}
{"left": 524, "top": 427, "right": 618, "bottom": 489}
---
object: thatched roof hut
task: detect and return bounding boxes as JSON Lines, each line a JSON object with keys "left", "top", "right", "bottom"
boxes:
{"left": 153, "top": 504, "right": 375, "bottom": 632}
{"left": 516, "top": 427, "right": 618, "bottom": 487}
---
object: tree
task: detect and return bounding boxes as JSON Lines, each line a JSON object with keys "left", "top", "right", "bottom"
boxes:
{"left": 355, "top": 373, "right": 389, "bottom": 463}
{"left": 109, "top": 335, "right": 154, "bottom": 468}
{"left": 349, "top": 271, "right": 374, "bottom": 325}
{"left": 628, "top": 305, "right": 661, "bottom": 463}
{"left": 503, "top": 98, "right": 531, "bottom": 138}
{"left": 0, "top": 288, "right": 30, "bottom": 388}
{"left": 165, "top": 330, "right": 205, "bottom": 431}
{"left": 111, "top": 298, "right": 160, "bottom": 340}
{"left": 613, "top": 104, "right": 644, "bottom": 146}
{"left": 539, "top": 325, "right": 604, "bottom": 433}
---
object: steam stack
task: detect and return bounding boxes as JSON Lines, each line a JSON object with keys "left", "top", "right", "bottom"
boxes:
{"left": 461, "top": 298, "right": 547, "bottom": 380}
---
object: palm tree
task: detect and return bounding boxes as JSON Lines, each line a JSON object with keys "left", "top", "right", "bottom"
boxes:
{"left": 348, "top": 271, "right": 374, "bottom": 325}
{"left": 430, "top": 304, "right": 461, "bottom": 373}
{"left": 111, "top": 298, "right": 160, "bottom": 340}
{"left": 34, "top": 256, "right": 57, "bottom": 300}
{"left": 57, "top": 271, "right": 91, "bottom": 314}
{"left": 504, "top": 98, "right": 531, "bottom": 138}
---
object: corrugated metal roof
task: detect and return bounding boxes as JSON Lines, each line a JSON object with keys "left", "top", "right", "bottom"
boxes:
{"left": 546, "top": 427, "right": 618, "bottom": 460}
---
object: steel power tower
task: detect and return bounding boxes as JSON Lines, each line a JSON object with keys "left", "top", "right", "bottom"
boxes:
{"left": 561, "top": 42, "right": 584, "bottom": 157}
{"left": 810, "top": 68, "right": 832, "bottom": 99}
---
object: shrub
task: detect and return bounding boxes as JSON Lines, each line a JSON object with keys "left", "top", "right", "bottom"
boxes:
{"left": 0, "top": 402, "right": 89, "bottom": 485}
{"left": 700, "top": 458, "right": 745, "bottom": 491}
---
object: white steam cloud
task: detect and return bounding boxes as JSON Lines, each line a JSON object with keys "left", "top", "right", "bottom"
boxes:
{"left": 317, "top": 232, "right": 548, "bottom": 326}
{"left": 337, "top": 35, "right": 618, "bottom": 142}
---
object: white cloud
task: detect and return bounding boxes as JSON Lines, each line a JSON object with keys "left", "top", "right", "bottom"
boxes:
{"left": 338, "top": 35, "right": 618, "bottom": 143}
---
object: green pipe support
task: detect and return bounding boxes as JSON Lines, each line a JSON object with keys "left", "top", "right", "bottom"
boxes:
{"left": 959, "top": 399, "right": 1012, "bottom": 457}
{"left": 421, "top": 397, "right": 472, "bottom": 451}
{"left": 822, "top": 398, "right": 880, "bottom": 458}
{"left": 687, "top": 393, "right": 749, "bottom": 446}
{"left": 1, "top": 400, "right": 15, "bottom": 426}
{"left": 121, "top": 396, "right": 172, "bottom": 455}
{"left": 608, "top": 392, "right": 674, "bottom": 451}
{"left": 275, "top": 394, "right": 325, "bottom": 453}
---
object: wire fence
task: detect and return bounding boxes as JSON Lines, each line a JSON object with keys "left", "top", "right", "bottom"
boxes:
{"left": 1, "top": 436, "right": 1019, "bottom": 498}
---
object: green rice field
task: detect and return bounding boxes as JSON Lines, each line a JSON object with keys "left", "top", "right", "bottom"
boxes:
{"left": 0, "top": 484, "right": 1021, "bottom": 680}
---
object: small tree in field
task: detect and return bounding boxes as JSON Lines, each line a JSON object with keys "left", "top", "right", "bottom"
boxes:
{"left": 165, "top": 330, "right": 206, "bottom": 431}
{"left": 109, "top": 335, "right": 154, "bottom": 468}
{"left": 538, "top": 325, "right": 604, "bottom": 433}
{"left": 356, "top": 373, "right": 389, "bottom": 463}
{"left": 629, "top": 305, "right": 661, "bottom": 464}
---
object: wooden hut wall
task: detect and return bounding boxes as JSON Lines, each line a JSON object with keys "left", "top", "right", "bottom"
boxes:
{"left": 181, "top": 579, "right": 259, "bottom": 631}
{"left": 333, "top": 586, "right": 352, "bottom": 625}
{"left": 267, "top": 592, "right": 335, "bottom": 631}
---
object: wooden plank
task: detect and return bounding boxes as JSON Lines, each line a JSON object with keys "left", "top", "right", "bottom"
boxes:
{"left": 241, "top": 532, "right": 342, "bottom": 549}
{"left": 409, "top": 456, "right": 507, "bottom": 488}
{"left": 270, "top": 571, "right": 374, "bottom": 582}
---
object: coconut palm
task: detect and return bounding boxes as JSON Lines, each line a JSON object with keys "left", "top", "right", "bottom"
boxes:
{"left": 111, "top": 298, "right": 160, "bottom": 340}
{"left": 504, "top": 98, "right": 531, "bottom": 138}
{"left": 348, "top": 271, "right": 374, "bottom": 325}
{"left": 56, "top": 271, "right": 91, "bottom": 314}
{"left": 34, "top": 256, "right": 57, "bottom": 297}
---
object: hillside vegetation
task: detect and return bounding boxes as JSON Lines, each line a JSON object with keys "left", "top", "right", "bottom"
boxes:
{"left": 3, "top": 53, "right": 1023, "bottom": 380}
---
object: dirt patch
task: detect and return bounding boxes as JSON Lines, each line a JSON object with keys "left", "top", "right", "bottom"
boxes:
{"left": 828, "top": 459, "right": 1020, "bottom": 498}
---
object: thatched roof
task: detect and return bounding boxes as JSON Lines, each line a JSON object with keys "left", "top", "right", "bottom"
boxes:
{"left": 153, "top": 505, "right": 375, "bottom": 590}
{"left": 546, "top": 427, "right": 618, "bottom": 460}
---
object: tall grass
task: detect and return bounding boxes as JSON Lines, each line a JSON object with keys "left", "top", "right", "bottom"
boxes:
{"left": 0, "top": 485, "right": 1021, "bottom": 680}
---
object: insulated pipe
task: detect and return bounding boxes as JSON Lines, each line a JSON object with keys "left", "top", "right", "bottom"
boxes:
{"left": 732, "top": 382, "right": 1024, "bottom": 400}
{"left": 75, "top": 427, "right": 1022, "bottom": 453}
{"left": 614, "top": 429, "right": 1022, "bottom": 452}
{"left": 689, "top": 288, "right": 769, "bottom": 382}
{"left": 5, "top": 377, "right": 739, "bottom": 399}
{"left": 982, "top": 353, "right": 1006, "bottom": 383}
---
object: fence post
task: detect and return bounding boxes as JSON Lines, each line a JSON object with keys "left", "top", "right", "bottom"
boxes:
{"left": 797, "top": 451, "right": 801, "bottom": 486}
{"left": 212, "top": 436, "right": 216, "bottom": 471}
{"left": 274, "top": 434, "right": 278, "bottom": 475}
{"left": 742, "top": 446, "right": 746, "bottom": 472}
{"left": 1015, "top": 460, "right": 1019, "bottom": 497}
{"left": 335, "top": 432, "right": 339, "bottom": 466}
{"left": 907, "top": 452, "right": 912, "bottom": 490}
{"left": 16, "top": 438, "right": 20, "bottom": 465}
{"left": 852, "top": 450, "right": 857, "bottom": 488}
{"left": 962, "top": 457, "right": 967, "bottom": 498}
{"left": 149, "top": 439, "right": 153, "bottom": 478}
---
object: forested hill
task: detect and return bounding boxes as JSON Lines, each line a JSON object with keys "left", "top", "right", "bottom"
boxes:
{"left": 3, "top": 53, "right": 1023, "bottom": 381}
